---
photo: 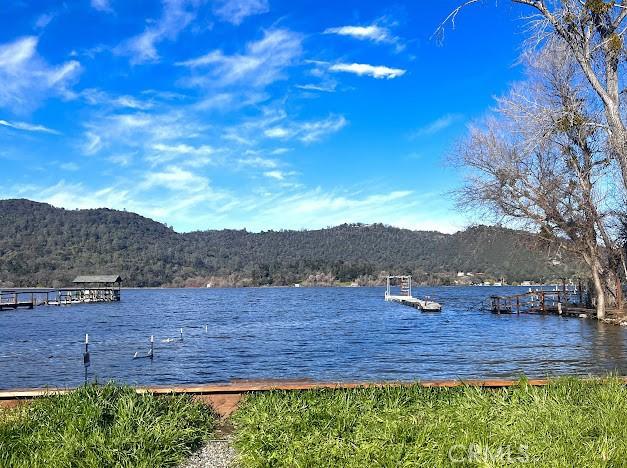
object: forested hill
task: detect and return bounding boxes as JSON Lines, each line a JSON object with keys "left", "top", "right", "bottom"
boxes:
{"left": 0, "top": 199, "right": 579, "bottom": 287}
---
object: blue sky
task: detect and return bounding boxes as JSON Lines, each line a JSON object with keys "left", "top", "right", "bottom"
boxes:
{"left": 0, "top": 0, "right": 530, "bottom": 233}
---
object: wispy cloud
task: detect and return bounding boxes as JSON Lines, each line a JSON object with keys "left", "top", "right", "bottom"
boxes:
{"left": 330, "top": 62, "right": 405, "bottom": 79}
{"left": 91, "top": 0, "right": 112, "bottom": 12}
{"left": 264, "top": 170, "right": 288, "bottom": 180}
{"left": 82, "top": 88, "right": 154, "bottom": 110}
{"left": 0, "top": 118, "right": 60, "bottom": 134}
{"left": 59, "top": 162, "right": 79, "bottom": 171}
{"left": 0, "top": 36, "right": 81, "bottom": 113}
{"left": 147, "top": 142, "right": 214, "bottom": 166}
{"left": 213, "top": 0, "right": 269, "bottom": 25}
{"left": 140, "top": 165, "right": 209, "bottom": 192}
{"left": 177, "top": 28, "right": 302, "bottom": 88}
{"left": 115, "top": 0, "right": 199, "bottom": 64}
{"left": 35, "top": 12, "right": 57, "bottom": 29}
{"left": 324, "top": 25, "right": 390, "bottom": 43}
{"left": 263, "top": 114, "right": 347, "bottom": 143}
{"left": 237, "top": 155, "right": 278, "bottom": 168}
{"left": 296, "top": 82, "right": 337, "bottom": 93}
{"left": 323, "top": 19, "right": 405, "bottom": 51}
{"left": 411, "top": 113, "right": 464, "bottom": 137}
{"left": 81, "top": 110, "right": 206, "bottom": 155}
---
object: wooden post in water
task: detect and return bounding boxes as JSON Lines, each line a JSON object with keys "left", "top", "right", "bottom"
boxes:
{"left": 83, "top": 334, "right": 90, "bottom": 385}
{"left": 516, "top": 297, "right": 520, "bottom": 314}
{"left": 541, "top": 292, "right": 545, "bottom": 313}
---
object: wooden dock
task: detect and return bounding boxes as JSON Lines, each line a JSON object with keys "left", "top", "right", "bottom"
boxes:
{"left": 0, "top": 275, "right": 122, "bottom": 312}
{"left": 0, "top": 291, "right": 36, "bottom": 310}
{"left": 490, "top": 287, "right": 593, "bottom": 318}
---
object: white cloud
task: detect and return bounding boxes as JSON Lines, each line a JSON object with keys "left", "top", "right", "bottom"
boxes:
{"left": 213, "top": 0, "right": 269, "bottom": 25}
{"left": 225, "top": 108, "right": 346, "bottom": 146}
{"left": 148, "top": 142, "right": 214, "bottom": 166}
{"left": 152, "top": 142, "right": 213, "bottom": 155}
{"left": 237, "top": 156, "right": 278, "bottom": 168}
{"left": 0, "top": 119, "right": 60, "bottom": 134}
{"left": 411, "top": 113, "right": 464, "bottom": 137}
{"left": 35, "top": 13, "right": 56, "bottom": 29}
{"left": 323, "top": 20, "right": 405, "bottom": 51}
{"left": 324, "top": 25, "right": 390, "bottom": 43}
{"left": 193, "top": 91, "right": 267, "bottom": 111}
{"left": 82, "top": 110, "right": 206, "bottom": 155}
{"left": 177, "top": 28, "right": 302, "bottom": 88}
{"left": 141, "top": 166, "right": 209, "bottom": 192}
{"left": 82, "top": 132, "right": 103, "bottom": 155}
{"left": 330, "top": 63, "right": 405, "bottom": 79}
{"left": 59, "top": 162, "right": 79, "bottom": 171}
{"left": 91, "top": 0, "right": 112, "bottom": 12}
{"left": 115, "top": 0, "right": 198, "bottom": 64}
{"left": 296, "top": 82, "right": 337, "bottom": 93}
{"left": 264, "top": 126, "right": 290, "bottom": 139}
{"left": 82, "top": 88, "right": 154, "bottom": 110}
{"left": 108, "top": 153, "right": 134, "bottom": 166}
{"left": 298, "top": 115, "right": 346, "bottom": 143}
{"left": 264, "top": 170, "right": 285, "bottom": 180}
{"left": 0, "top": 36, "right": 81, "bottom": 112}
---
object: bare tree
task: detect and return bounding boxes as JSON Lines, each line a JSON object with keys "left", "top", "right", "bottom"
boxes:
{"left": 455, "top": 45, "right": 621, "bottom": 318}
{"left": 439, "top": 1, "right": 627, "bottom": 189}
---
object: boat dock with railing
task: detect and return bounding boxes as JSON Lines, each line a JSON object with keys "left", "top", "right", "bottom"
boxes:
{"left": 384, "top": 275, "right": 442, "bottom": 312}
{"left": 489, "top": 283, "right": 594, "bottom": 317}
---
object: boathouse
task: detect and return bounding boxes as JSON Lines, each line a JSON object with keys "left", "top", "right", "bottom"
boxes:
{"left": 71, "top": 275, "right": 122, "bottom": 302}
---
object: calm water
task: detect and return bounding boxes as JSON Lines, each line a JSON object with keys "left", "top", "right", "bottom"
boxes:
{"left": 1, "top": 286, "right": 626, "bottom": 389}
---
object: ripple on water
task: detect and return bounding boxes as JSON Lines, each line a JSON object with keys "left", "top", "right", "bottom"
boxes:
{"left": 1, "top": 286, "right": 627, "bottom": 389}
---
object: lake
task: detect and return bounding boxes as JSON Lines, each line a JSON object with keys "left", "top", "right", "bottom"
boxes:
{"left": 1, "top": 286, "right": 626, "bottom": 389}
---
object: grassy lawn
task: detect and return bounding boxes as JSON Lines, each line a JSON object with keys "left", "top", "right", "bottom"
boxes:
{"left": 0, "top": 384, "right": 215, "bottom": 468}
{"left": 232, "top": 377, "right": 627, "bottom": 467}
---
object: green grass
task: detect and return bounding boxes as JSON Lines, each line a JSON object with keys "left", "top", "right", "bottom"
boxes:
{"left": 0, "top": 384, "right": 215, "bottom": 468}
{"left": 233, "top": 377, "right": 627, "bottom": 467}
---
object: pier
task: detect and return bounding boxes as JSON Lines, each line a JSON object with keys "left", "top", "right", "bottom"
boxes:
{"left": 0, "top": 290, "right": 36, "bottom": 310}
{"left": 490, "top": 283, "right": 592, "bottom": 317}
{"left": 384, "top": 275, "right": 442, "bottom": 312}
{"left": 0, "top": 275, "right": 122, "bottom": 311}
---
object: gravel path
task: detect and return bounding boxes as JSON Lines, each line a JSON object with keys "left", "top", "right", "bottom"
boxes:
{"left": 182, "top": 437, "right": 237, "bottom": 468}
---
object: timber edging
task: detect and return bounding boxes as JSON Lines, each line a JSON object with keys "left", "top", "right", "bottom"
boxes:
{"left": 2, "top": 377, "right": 627, "bottom": 400}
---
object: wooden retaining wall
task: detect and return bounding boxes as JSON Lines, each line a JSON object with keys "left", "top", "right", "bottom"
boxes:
{"left": 2, "top": 378, "right": 627, "bottom": 417}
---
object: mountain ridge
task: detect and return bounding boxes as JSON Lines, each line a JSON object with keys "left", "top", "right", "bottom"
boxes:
{"left": 0, "top": 199, "right": 579, "bottom": 287}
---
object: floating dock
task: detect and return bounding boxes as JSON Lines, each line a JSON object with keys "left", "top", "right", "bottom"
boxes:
{"left": 385, "top": 275, "right": 442, "bottom": 312}
{"left": 385, "top": 295, "right": 442, "bottom": 311}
